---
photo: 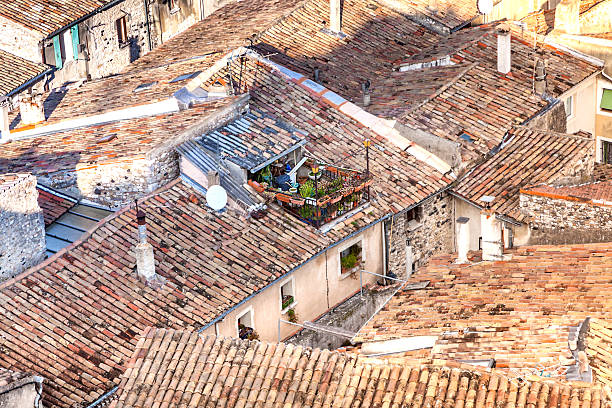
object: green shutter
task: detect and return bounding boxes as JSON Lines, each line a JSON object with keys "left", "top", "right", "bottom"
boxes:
{"left": 53, "top": 35, "right": 62, "bottom": 69}
{"left": 601, "top": 89, "right": 612, "bottom": 111}
{"left": 70, "top": 26, "right": 79, "bottom": 60}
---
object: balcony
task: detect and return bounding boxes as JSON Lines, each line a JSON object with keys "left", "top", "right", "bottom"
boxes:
{"left": 248, "top": 159, "right": 372, "bottom": 228}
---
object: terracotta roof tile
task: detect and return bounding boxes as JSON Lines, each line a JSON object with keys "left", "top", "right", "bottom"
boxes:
{"left": 0, "top": 0, "right": 114, "bottom": 36}
{"left": 355, "top": 242, "right": 612, "bottom": 373}
{"left": 0, "top": 49, "right": 50, "bottom": 96}
{"left": 36, "top": 187, "right": 77, "bottom": 226}
{"left": 452, "top": 127, "right": 593, "bottom": 221}
{"left": 586, "top": 319, "right": 612, "bottom": 388}
{"left": 110, "top": 329, "right": 609, "bottom": 408}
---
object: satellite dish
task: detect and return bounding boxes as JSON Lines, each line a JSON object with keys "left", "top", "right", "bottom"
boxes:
{"left": 477, "top": 0, "right": 493, "bottom": 14}
{"left": 206, "top": 185, "right": 228, "bottom": 211}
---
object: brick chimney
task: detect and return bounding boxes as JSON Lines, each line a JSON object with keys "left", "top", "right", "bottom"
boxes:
{"left": 480, "top": 209, "right": 503, "bottom": 261}
{"left": 497, "top": 27, "right": 511, "bottom": 74}
{"left": 0, "top": 98, "right": 9, "bottom": 142}
{"left": 455, "top": 217, "right": 470, "bottom": 264}
{"left": 330, "top": 0, "right": 342, "bottom": 33}
{"left": 135, "top": 208, "right": 156, "bottom": 282}
{"left": 19, "top": 93, "right": 45, "bottom": 126}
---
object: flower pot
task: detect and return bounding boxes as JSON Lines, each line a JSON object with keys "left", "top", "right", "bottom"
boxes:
{"left": 308, "top": 172, "right": 317, "bottom": 180}
{"left": 289, "top": 187, "right": 298, "bottom": 194}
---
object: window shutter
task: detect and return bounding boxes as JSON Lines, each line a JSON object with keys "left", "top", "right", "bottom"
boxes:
{"left": 70, "top": 26, "right": 79, "bottom": 60}
{"left": 53, "top": 35, "right": 62, "bottom": 68}
{"left": 601, "top": 89, "right": 612, "bottom": 111}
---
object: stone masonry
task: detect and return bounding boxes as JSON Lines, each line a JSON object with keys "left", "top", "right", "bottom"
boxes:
{"left": 0, "top": 174, "right": 45, "bottom": 280}
{"left": 386, "top": 192, "right": 453, "bottom": 278}
{"left": 520, "top": 193, "right": 612, "bottom": 244}
{"left": 0, "top": 15, "right": 43, "bottom": 64}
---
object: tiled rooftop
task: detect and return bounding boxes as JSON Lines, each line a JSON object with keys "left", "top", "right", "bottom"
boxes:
{"left": 452, "top": 127, "right": 593, "bottom": 222}
{"left": 1, "top": 99, "right": 235, "bottom": 176}
{"left": 36, "top": 187, "right": 77, "bottom": 226}
{"left": 522, "top": 180, "right": 612, "bottom": 207}
{"left": 593, "top": 163, "right": 612, "bottom": 181}
{"left": 354, "top": 242, "right": 612, "bottom": 371}
{"left": 0, "top": 0, "right": 113, "bottom": 35}
{"left": 0, "top": 368, "right": 31, "bottom": 389}
{"left": 587, "top": 319, "right": 612, "bottom": 388}
{"left": 110, "top": 329, "right": 608, "bottom": 408}
{"left": 399, "top": 25, "right": 601, "bottom": 160}
{"left": 0, "top": 49, "right": 50, "bottom": 96}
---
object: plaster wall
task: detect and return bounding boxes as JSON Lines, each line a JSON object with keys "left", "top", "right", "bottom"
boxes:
{"left": 560, "top": 73, "right": 597, "bottom": 135}
{"left": 151, "top": 0, "right": 201, "bottom": 44}
{"left": 206, "top": 222, "right": 382, "bottom": 342}
{"left": 595, "top": 76, "right": 612, "bottom": 163}
{"left": 0, "top": 381, "right": 40, "bottom": 408}
{"left": 0, "top": 16, "right": 43, "bottom": 63}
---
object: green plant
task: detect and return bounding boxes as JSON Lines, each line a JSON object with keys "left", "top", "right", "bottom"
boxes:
{"left": 282, "top": 295, "right": 294, "bottom": 310}
{"left": 299, "top": 205, "right": 313, "bottom": 219}
{"left": 257, "top": 165, "right": 272, "bottom": 183}
{"left": 299, "top": 181, "right": 315, "bottom": 198}
{"left": 287, "top": 308, "right": 298, "bottom": 323}
{"left": 341, "top": 253, "right": 357, "bottom": 271}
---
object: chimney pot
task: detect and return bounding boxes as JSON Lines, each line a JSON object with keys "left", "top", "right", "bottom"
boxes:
{"left": 480, "top": 209, "right": 503, "bottom": 261}
{"left": 497, "top": 28, "right": 511, "bottom": 75}
{"left": 207, "top": 170, "right": 220, "bottom": 187}
{"left": 456, "top": 217, "right": 470, "bottom": 263}
{"left": 534, "top": 58, "right": 547, "bottom": 95}
{"left": 313, "top": 67, "right": 320, "bottom": 83}
{"left": 330, "top": 0, "right": 341, "bottom": 33}
{"left": 134, "top": 207, "right": 156, "bottom": 281}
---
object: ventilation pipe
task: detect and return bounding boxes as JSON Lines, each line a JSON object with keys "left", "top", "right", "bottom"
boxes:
{"left": 207, "top": 170, "right": 220, "bottom": 187}
{"left": 330, "top": 0, "right": 342, "bottom": 33}
{"left": 497, "top": 26, "right": 511, "bottom": 75}
{"left": 534, "top": 58, "right": 547, "bottom": 96}
{"left": 0, "top": 98, "right": 9, "bottom": 142}
{"left": 135, "top": 208, "right": 156, "bottom": 281}
{"left": 480, "top": 209, "right": 503, "bottom": 261}
{"left": 362, "top": 80, "right": 371, "bottom": 107}
{"left": 313, "top": 67, "right": 320, "bottom": 83}
{"left": 455, "top": 217, "right": 470, "bottom": 264}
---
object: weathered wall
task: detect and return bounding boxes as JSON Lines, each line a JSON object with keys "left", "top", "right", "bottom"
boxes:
{"left": 562, "top": 74, "right": 597, "bottom": 135}
{"left": 520, "top": 192, "right": 612, "bottom": 244}
{"left": 394, "top": 122, "right": 461, "bottom": 170}
{"left": 287, "top": 285, "right": 398, "bottom": 350}
{"left": 578, "top": 0, "right": 612, "bottom": 34}
{"left": 0, "top": 175, "right": 45, "bottom": 280}
{"left": 85, "top": 0, "right": 151, "bottom": 79}
{"left": 527, "top": 99, "right": 568, "bottom": 134}
{"left": 472, "top": 0, "right": 547, "bottom": 25}
{"left": 202, "top": 221, "right": 383, "bottom": 342}
{"left": 0, "top": 380, "right": 40, "bottom": 408}
{"left": 0, "top": 15, "right": 43, "bottom": 63}
{"left": 387, "top": 193, "right": 453, "bottom": 279}
{"left": 151, "top": 0, "right": 200, "bottom": 44}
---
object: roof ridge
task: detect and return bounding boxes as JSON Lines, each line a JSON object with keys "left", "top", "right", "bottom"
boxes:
{"left": 511, "top": 125, "right": 594, "bottom": 141}
{"left": 0, "top": 177, "right": 183, "bottom": 292}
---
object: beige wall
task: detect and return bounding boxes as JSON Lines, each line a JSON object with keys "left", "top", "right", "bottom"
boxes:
{"left": 0, "top": 15, "right": 44, "bottom": 63}
{"left": 473, "top": 0, "right": 547, "bottom": 25}
{"left": 202, "top": 222, "right": 383, "bottom": 342}
{"left": 560, "top": 73, "right": 597, "bottom": 135}
{"left": 595, "top": 75, "right": 612, "bottom": 162}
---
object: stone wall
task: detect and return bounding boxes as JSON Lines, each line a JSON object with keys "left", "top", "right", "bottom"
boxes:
{"left": 387, "top": 192, "right": 453, "bottom": 278}
{"left": 520, "top": 192, "right": 612, "bottom": 244}
{"left": 0, "top": 175, "right": 45, "bottom": 280}
{"left": 527, "top": 99, "right": 568, "bottom": 134}
{"left": 85, "top": 0, "right": 152, "bottom": 79}
{"left": 150, "top": 0, "right": 200, "bottom": 44}
{"left": 0, "top": 378, "right": 41, "bottom": 408}
{"left": 0, "top": 15, "right": 43, "bottom": 63}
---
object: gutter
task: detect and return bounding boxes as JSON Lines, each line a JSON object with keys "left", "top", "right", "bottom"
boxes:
{"left": 198, "top": 211, "right": 393, "bottom": 333}
{"left": 45, "top": 0, "right": 127, "bottom": 40}
{"left": 85, "top": 385, "right": 119, "bottom": 408}
{"left": 6, "top": 66, "right": 55, "bottom": 98}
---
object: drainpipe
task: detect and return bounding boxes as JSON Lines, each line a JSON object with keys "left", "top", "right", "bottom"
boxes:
{"left": 143, "top": 0, "right": 152, "bottom": 52}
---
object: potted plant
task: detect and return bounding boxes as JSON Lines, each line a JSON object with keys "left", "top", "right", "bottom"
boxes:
{"left": 299, "top": 181, "right": 315, "bottom": 198}
{"left": 258, "top": 165, "right": 272, "bottom": 183}
{"left": 287, "top": 308, "right": 298, "bottom": 323}
{"left": 282, "top": 295, "right": 294, "bottom": 310}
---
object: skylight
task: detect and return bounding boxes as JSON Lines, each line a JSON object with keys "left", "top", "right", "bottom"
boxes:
{"left": 133, "top": 82, "right": 158, "bottom": 93}
{"left": 169, "top": 71, "right": 201, "bottom": 83}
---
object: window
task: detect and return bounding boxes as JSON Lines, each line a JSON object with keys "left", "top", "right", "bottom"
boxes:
{"left": 564, "top": 95, "right": 574, "bottom": 118}
{"left": 601, "top": 89, "right": 612, "bottom": 112}
{"left": 279, "top": 278, "right": 296, "bottom": 312}
{"left": 116, "top": 16, "right": 128, "bottom": 46}
{"left": 405, "top": 206, "right": 422, "bottom": 231}
{"left": 169, "top": 0, "right": 180, "bottom": 13}
{"left": 237, "top": 307, "right": 256, "bottom": 340}
{"left": 603, "top": 140, "right": 612, "bottom": 164}
{"left": 339, "top": 240, "right": 363, "bottom": 278}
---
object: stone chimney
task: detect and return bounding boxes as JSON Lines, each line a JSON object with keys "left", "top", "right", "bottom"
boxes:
{"left": 330, "top": 0, "right": 342, "bottom": 33}
{"left": 534, "top": 58, "right": 547, "bottom": 95}
{"left": 497, "top": 26, "right": 512, "bottom": 75}
{"left": 0, "top": 99, "right": 9, "bottom": 142}
{"left": 19, "top": 93, "right": 45, "bottom": 126}
{"left": 455, "top": 217, "right": 470, "bottom": 264}
{"left": 362, "top": 80, "right": 371, "bottom": 107}
{"left": 135, "top": 208, "right": 156, "bottom": 282}
{"left": 480, "top": 209, "right": 503, "bottom": 261}
{"left": 207, "top": 170, "right": 220, "bottom": 187}
{"left": 554, "top": 0, "right": 580, "bottom": 34}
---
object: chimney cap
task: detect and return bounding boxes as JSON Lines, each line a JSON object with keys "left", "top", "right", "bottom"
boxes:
{"left": 136, "top": 209, "right": 146, "bottom": 225}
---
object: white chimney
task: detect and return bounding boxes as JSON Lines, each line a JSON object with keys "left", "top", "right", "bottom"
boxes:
{"left": 455, "top": 217, "right": 470, "bottom": 264}
{"left": 19, "top": 93, "right": 45, "bottom": 126}
{"left": 497, "top": 27, "right": 511, "bottom": 75}
{"left": 0, "top": 99, "right": 9, "bottom": 142}
{"left": 330, "top": 0, "right": 341, "bottom": 33}
{"left": 480, "top": 209, "right": 503, "bottom": 261}
{"left": 135, "top": 209, "right": 156, "bottom": 281}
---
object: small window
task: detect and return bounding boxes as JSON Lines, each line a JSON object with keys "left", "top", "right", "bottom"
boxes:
{"left": 237, "top": 307, "right": 257, "bottom": 340}
{"left": 406, "top": 206, "right": 422, "bottom": 231}
{"left": 133, "top": 81, "right": 157, "bottom": 93}
{"left": 564, "top": 95, "right": 573, "bottom": 118}
{"left": 601, "top": 89, "right": 612, "bottom": 112}
{"left": 339, "top": 241, "right": 363, "bottom": 277}
{"left": 459, "top": 132, "right": 474, "bottom": 143}
{"left": 602, "top": 140, "right": 612, "bottom": 164}
{"left": 116, "top": 16, "right": 128, "bottom": 46}
{"left": 280, "top": 279, "right": 296, "bottom": 312}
